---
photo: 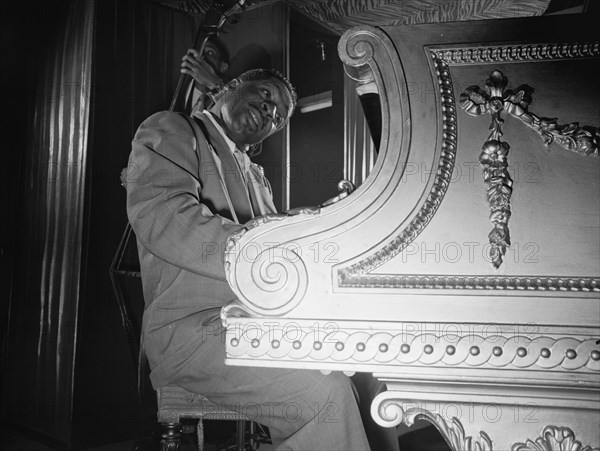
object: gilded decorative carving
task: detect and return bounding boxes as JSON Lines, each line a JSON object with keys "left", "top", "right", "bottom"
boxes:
{"left": 431, "top": 42, "right": 600, "bottom": 65}
{"left": 339, "top": 40, "right": 599, "bottom": 287}
{"left": 341, "top": 274, "right": 599, "bottom": 292}
{"left": 512, "top": 426, "right": 599, "bottom": 451}
{"left": 371, "top": 394, "right": 493, "bottom": 451}
{"left": 320, "top": 179, "right": 355, "bottom": 207}
{"left": 226, "top": 321, "right": 600, "bottom": 371}
{"left": 460, "top": 70, "right": 514, "bottom": 268}
{"left": 436, "top": 42, "right": 600, "bottom": 155}
{"left": 460, "top": 68, "right": 598, "bottom": 268}
{"left": 461, "top": 77, "right": 599, "bottom": 156}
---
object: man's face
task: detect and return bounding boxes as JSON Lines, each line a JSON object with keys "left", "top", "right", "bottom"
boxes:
{"left": 217, "top": 78, "right": 292, "bottom": 147}
{"left": 203, "top": 40, "right": 228, "bottom": 76}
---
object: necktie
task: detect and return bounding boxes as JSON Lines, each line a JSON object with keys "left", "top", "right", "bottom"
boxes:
{"left": 233, "top": 149, "right": 249, "bottom": 185}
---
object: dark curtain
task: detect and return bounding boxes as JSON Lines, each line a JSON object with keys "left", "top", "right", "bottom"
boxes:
{"left": 3, "top": 0, "right": 95, "bottom": 443}
{"left": 72, "top": 0, "right": 202, "bottom": 444}
{"left": 3, "top": 0, "right": 202, "bottom": 446}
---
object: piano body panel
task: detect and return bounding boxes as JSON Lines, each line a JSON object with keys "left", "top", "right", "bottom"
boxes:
{"left": 223, "top": 13, "right": 600, "bottom": 451}
{"left": 373, "top": 56, "right": 600, "bottom": 279}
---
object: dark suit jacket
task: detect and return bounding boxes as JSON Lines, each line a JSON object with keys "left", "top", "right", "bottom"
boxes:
{"left": 126, "top": 110, "right": 275, "bottom": 388}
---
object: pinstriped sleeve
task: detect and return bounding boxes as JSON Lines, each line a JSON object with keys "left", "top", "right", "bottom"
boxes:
{"left": 126, "top": 111, "right": 243, "bottom": 281}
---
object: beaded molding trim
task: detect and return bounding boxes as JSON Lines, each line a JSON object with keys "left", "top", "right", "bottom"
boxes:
{"left": 226, "top": 323, "right": 600, "bottom": 371}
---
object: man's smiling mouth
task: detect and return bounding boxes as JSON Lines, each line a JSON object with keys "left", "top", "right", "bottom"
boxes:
{"left": 247, "top": 107, "right": 262, "bottom": 131}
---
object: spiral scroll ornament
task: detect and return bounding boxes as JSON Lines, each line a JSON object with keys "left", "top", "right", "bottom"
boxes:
{"left": 226, "top": 244, "right": 308, "bottom": 316}
{"left": 371, "top": 394, "right": 406, "bottom": 428}
{"left": 337, "top": 25, "right": 379, "bottom": 69}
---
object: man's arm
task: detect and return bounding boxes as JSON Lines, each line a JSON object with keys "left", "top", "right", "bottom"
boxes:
{"left": 126, "top": 111, "right": 243, "bottom": 281}
{"left": 181, "top": 49, "right": 224, "bottom": 113}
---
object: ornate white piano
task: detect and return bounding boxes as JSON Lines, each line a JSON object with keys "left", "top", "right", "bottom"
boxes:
{"left": 222, "top": 13, "right": 600, "bottom": 451}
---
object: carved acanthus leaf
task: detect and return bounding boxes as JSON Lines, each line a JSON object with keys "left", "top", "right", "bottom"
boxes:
{"left": 511, "top": 426, "right": 599, "bottom": 451}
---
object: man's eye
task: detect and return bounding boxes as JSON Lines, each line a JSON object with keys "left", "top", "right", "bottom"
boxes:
{"left": 261, "top": 88, "right": 271, "bottom": 99}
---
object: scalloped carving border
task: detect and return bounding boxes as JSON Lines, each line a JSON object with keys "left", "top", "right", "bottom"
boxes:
{"left": 431, "top": 42, "right": 599, "bottom": 64}
{"left": 338, "top": 40, "right": 600, "bottom": 291}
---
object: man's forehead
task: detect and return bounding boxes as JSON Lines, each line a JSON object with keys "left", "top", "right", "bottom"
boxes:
{"left": 251, "top": 79, "right": 284, "bottom": 92}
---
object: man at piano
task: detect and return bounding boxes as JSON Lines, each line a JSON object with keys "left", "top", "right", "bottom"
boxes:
{"left": 125, "top": 68, "right": 374, "bottom": 450}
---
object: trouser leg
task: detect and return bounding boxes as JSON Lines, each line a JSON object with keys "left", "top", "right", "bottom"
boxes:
{"left": 352, "top": 373, "right": 400, "bottom": 451}
{"left": 173, "top": 326, "right": 370, "bottom": 451}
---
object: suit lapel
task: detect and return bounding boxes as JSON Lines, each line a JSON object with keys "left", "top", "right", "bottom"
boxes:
{"left": 194, "top": 114, "right": 255, "bottom": 223}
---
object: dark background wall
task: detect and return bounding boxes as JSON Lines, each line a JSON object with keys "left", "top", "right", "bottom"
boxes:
{"left": 289, "top": 9, "right": 345, "bottom": 209}
{"left": 219, "top": 4, "right": 289, "bottom": 210}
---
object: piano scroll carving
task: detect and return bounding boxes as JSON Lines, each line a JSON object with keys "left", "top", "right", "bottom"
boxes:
{"left": 224, "top": 233, "right": 310, "bottom": 315}
{"left": 223, "top": 178, "right": 355, "bottom": 315}
{"left": 371, "top": 396, "right": 493, "bottom": 451}
{"left": 338, "top": 45, "right": 458, "bottom": 284}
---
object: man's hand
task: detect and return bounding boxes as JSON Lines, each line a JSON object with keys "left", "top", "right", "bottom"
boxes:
{"left": 181, "top": 48, "right": 223, "bottom": 89}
